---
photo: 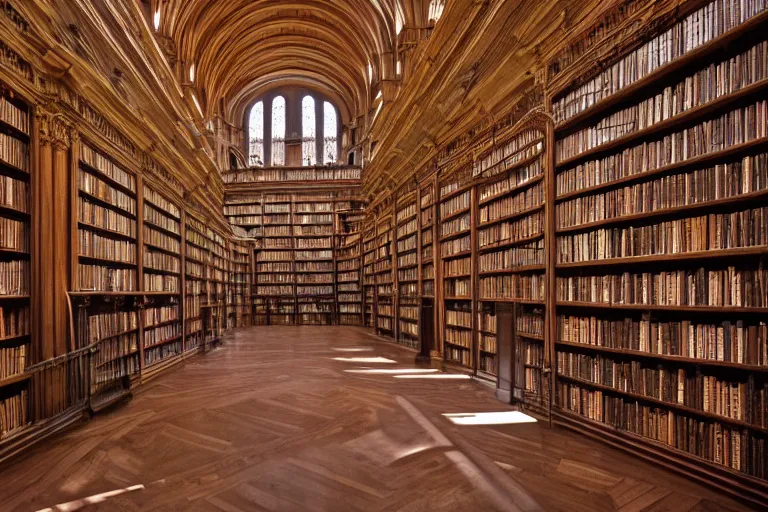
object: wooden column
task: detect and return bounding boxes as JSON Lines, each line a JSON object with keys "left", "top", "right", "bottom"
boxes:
{"left": 544, "top": 105, "right": 557, "bottom": 422}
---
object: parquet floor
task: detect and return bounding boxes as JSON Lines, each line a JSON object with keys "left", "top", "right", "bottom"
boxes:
{"left": 0, "top": 326, "right": 758, "bottom": 511}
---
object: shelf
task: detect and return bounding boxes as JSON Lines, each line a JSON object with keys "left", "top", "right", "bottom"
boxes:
{"left": 479, "top": 174, "right": 546, "bottom": 208}
{"left": 444, "top": 296, "right": 472, "bottom": 301}
{"left": 144, "top": 242, "right": 180, "bottom": 257}
{"left": 444, "top": 273, "right": 471, "bottom": 279}
{"left": 441, "top": 250, "right": 472, "bottom": 260}
{"left": 78, "top": 255, "right": 136, "bottom": 267}
{"left": 440, "top": 206, "right": 471, "bottom": 222}
{"left": 0, "top": 203, "right": 30, "bottom": 219}
{"left": 479, "top": 298, "right": 545, "bottom": 306}
{"left": 475, "top": 148, "right": 544, "bottom": 188}
{"left": 556, "top": 374, "right": 768, "bottom": 435}
{"left": 78, "top": 221, "right": 134, "bottom": 241}
{"left": 556, "top": 301, "right": 768, "bottom": 315}
{"left": 445, "top": 324, "right": 472, "bottom": 330}
{"left": 555, "top": 135, "right": 768, "bottom": 202}
{"left": 518, "top": 332, "right": 544, "bottom": 341}
{"left": 0, "top": 372, "right": 31, "bottom": 388}
{"left": 439, "top": 229, "right": 470, "bottom": 243}
{"left": 555, "top": 340, "right": 768, "bottom": 373}
{"left": 556, "top": 246, "right": 768, "bottom": 270}
{"left": 478, "top": 265, "right": 545, "bottom": 276}
{"left": 144, "top": 199, "right": 181, "bottom": 222}
{"left": 556, "top": 189, "right": 768, "bottom": 235}
{"left": 0, "top": 247, "right": 29, "bottom": 258}
{"left": 478, "top": 233, "right": 544, "bottom": 254}
{"left": 477, "top": 204, "right": 543, "bottom": 229}
{"left": 145, "top": 318, "right": 181, "bottom": 330}
{"left": 144, "top": 334, "right": 183, "bottom": 349}
{"left": 439, "top": 183, "right": 473, "bottom": 202}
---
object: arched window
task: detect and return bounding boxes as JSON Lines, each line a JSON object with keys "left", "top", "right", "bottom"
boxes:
{"left": 271, "top": 96, "right": 286, "bottom": 166}
{"left": 428, "top": 0, "right": 445, "bottom": 22}
{"left": 302, "top": 96, "right": 316, "bottom": 166}
{"left": 248, "top": 101, "right": 264, "bottom": 166}
{"left": 323, "top": 102, "right": 338, "bottom": 165}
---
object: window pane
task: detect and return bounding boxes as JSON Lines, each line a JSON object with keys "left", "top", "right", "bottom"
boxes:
{"left": 248, "top": 101, "right": 264, "bottom": 167}
{"left": 271, "top": 96, "right": 285, "bottom": 166}
{"left": 302, "top": 95, "right": 316, "bottom": 166}
{"left": 323, "top": 101, "right": 338, "bottom": 165}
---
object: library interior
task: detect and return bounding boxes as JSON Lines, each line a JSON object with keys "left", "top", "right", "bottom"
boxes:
{"left": 0, "top": 0, "right": 767, "bottom": 510}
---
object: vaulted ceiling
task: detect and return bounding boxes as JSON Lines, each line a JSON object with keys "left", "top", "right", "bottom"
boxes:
{"left": 159, "top": 0, "right": 429, "bottom": 125}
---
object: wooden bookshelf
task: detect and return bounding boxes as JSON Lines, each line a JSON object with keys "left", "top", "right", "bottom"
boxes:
{"left": 395, "top": 190, "right": 419, "bottom": 349}
{"left": 548, "top": 0, "right": 768, "bottom": 501}
{"left": 336, "top": 202, "right": 364, "bottom": 326}
{"left": 184, "top": 213, "right": 208, "bottom": 351}
{"left": 362, "top": 222, "right": 376, "bottom": 328}
{"left": 374, "top": 211, "right": 395, "bottom": 336}
{"left": 0, "top": 90, "right": 31, "bottom": 439}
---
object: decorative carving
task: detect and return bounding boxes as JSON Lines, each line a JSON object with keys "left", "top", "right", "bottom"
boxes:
{"left": 36, "top": 107, "right": 52, "bottom": 147}
{"left": 51, "top": 114, "right": 72, "bottom": 150}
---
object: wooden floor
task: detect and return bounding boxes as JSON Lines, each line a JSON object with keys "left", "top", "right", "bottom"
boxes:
{"left": 0, "top": 326, "right": 758, "bottom": 511}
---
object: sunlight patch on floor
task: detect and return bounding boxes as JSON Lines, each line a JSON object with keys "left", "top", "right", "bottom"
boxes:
{"left": 442, "top": 411, "right": 537, "bottom": 426}
{"left": 332, "top": 356, "right": 397, "bottom": 363}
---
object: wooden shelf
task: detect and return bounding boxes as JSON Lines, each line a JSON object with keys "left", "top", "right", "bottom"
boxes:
{"left": 556, "top": 301, "right": 768, "bottom": 314}
{"left": 555, "top": 340, "right": 768, "bottom": 373}
{"left": 556, "top": 246, "right": 768, "bottom": 270}
{"left": 79, "top": 160, "right": 136, "bottom": 197}
{"left": 477, "top": 204, "right": 543, "bottom": 229}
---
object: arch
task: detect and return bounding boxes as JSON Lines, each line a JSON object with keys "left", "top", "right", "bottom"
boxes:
{"left": 323, "top": 101, "right": 338, "bottom": 165}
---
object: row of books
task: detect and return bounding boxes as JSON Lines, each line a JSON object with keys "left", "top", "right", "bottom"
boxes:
{"left": 145, "top": 226, "right": 180, "bottom": 253}
{"left": 525, "top": 342, "right": 543, "bottom": 366}
{"left": 440, "top": 190, "right": 470, "bottom": 218}
{"left": 338, "top": 260, "right": 359, "bottom": 272}
{"left": 338, "top": 282, "right": 360, "bottom": 292}
{"left": 446, "top": 309, "right": 471, "bottom": 328}
{"left": 79, "top": 266, "right": 136, "bottom": 291}
{"left": 0, "top": 133, "right": 28, "bottom": 172}
{"left": 256, "top": 286, "right": 293, "bottom": 295}
{"left": 480, "top": 334, "right": 497, "bottom": 354}
{"left": 186, "top": 261, "right": 204, "bottom": 278}
{"left": 88, "top": 311, "right": 137, "bottom": 343}
{"left": 144, "top": 323, "right": 182, "bottom": 347}
{"left": 441, "top": 235, "right": 471, "bottom": 257}
{"left": 377, "top": 317, "right": 393, "bottom": 331}
{"left": 264, "top": 214, "right": 290, "bottom": 225}
{"left": 399, "top": 305, "right": 418, "bottom": 321}
{"left": 297, "top": 285, "right": 333, "bottom": 295}
{"left": 397, "top": 202, "right": 418, "bottom": 222}
{"left": 144, "top": 273, "right": 179, "bottom": 293}
{"left": 144, "top": 306, "right": 178, "bottom": 327}
{"left": 294, "top": 214, "right": 333, "bottom": 225}
{"left": 0, "top": 260, "right": 27, "bottom": 296}
{"left": 445, "top": 278, "right": 470, "bottom": 297}
{"left": 440, "top": 213, "right": 470, "bottom": 238}
{"left": 296, "top": 261, "right": 333, "bottom": 272}
{"left": 479, "top": 183, "right": 544, "bottom": 224}
{"left": 296, "top": 250, "right": 332, "bottom": 260}
{"left": 399, "top": 320, "right": 418, "bottom": 338}
{"left": 295, "top": 203, "right": 334, "bottom": 213}
{"left": 0, "top": 389, "right": 28, "bottom": 436}
{"left": 556, "top": 267, "right": 768, "bottom": 307}
{"left": 556, "top": 157, "right": 768, "bottom": 229}
{"left": 398, "top": 267, "right": 417, "bottom": 282}
{"left": 518, "top": 310, "right": 545, "bottom": 336}
{"left": 478, "top": 211, "right": 544, "bottom": 248}
{"left": 479, "top": 240, "right": 545, "bottom": 270}
{"left": 144, "top": 250, "right": 180, "bottom": 273}
{"left": 144, "top": 340, "right": 182, "bottom": 366}
{"left": 0, "top": 176, "right": 27, "bottom": 212}
{"left": 264, "top": 204, "right": 291, "bottom": 214}
{"left": 224, "top": 205, "right": 262, "bottom": 216}
{"left": 144, "top": 187, "right": 180, "bottom": 218}
{"left": 557, "top": 314, "right": 768, "bottom": 366}
{"left": 338, "top": 293, "right": 361, "bottom": 303}
{"left": 80, "top": 199, "right": 135, "bottom": 237}
{"left": 81, "top": 145, "right": 135, "bottom": 192}
{"left": 552, "top": 0, "right": 768, "bottom": 123}
{"left": 257, "top": 251, "right": 292, "bottom": 261}
{"left": 231, "top": 215, "right": 262, "bottom": 226}
{"left": 472, "top": 130, "right": 543, "bottom": 177}
{"left": 397, "top": 234, "right": 417, "bottom": 254}
{"left": 263, "top": 238, "right": 292, "bottom": 249}
{"left": 93, "top": 334, "right": 137, "bottom": 368}
{"left": 144, "top": 205, "right": 180, "bottom": 235}
{"left": 446, "top": 346, "right": 470, "bottom": 366}
{"left": 557, "top": 351, "right": 767, "bottom": 426}
{"left": 444, "top": 257, "right": 470, "bottom": 277}
{"left": 0, "top": 96, "right": 28, "bottom": 134}
{"left": 401, "top": 282, "right": 418, "bottom": 296}
{"left": 422, "top": 228, "right": 433, "bottom": 246}
{"left": 340, "top": 304, "right": 362, "bottom": 314}
{"left": 422, "top": 207, "right": 434, "bottom": 227}
{"left": 79, "top": 171, "right": 135, "bottom": 215}
{"left": 479, "top": 274, "right": 545, "bottom": 301}
{"left": 446, "top": 326, "right": 471, "bottom": 348}
{"left": 79, "top": 231, "right": 135, "bottom": 263}
{"left": 295, "top": 225, "right": 333, "bottom": 236}
{"left": 397, "top": 219, "right": 418, "bottom": 239}
{"left": 296, "top": 274, "right": 332, "bottom": 284}
{"left": 338, "top": 271, "right": 359, "bottom": 282}
{"left": 0, "top": 343, "right": 25, "bottom": 379}
{"left": 556, "top": 383, "right": 767, "bottom": 478}
{"left": 478, "top": 310, "right": 497, "bottom": 333}
{"left": 557, "top": 207, "right": 768, "bottom": 263}
{"left": 295, "top": 238, "right": 332, "bottom": 249}
{"left": 421, "top": 186, "right": 434, "bottom": 207}
{"left": 0, "top": 216, "right": 26, "bottom": 252}
{"left": 479, "top": 159, "right": 543, "bottom": 203}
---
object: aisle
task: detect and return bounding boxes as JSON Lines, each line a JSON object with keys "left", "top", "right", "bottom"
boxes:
{"left": 0, "top": 327, "right": 751, "bottom": 511}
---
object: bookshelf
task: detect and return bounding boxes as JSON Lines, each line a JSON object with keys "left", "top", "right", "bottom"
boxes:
{"left": 231, "top": 240, "right": 252, "bottom": 328}
{"left": 0, "top": 90, "right": 31, "bottom": 439}
{"left": 141, "top": 184, "right": 183, "bottom": 369}
{"left": 548, "top": 0, "right": 768, "bottom": 501}
{"left": 438, "top": 177, "right": 474, "bottom": 369}
{"left": 184, "top": 213, "right": 208, "bottom": 351}
{"left": 362, "top": 222, "right": 376, "bottom": 328}
{"left": 395, "top": 191, "right": 419, "bottom": 349}
{"left": 374, "top": 212, "right": 395, "bottom": 337}
{"left": 336, "top": 202, "right": 364, "bottom": 326}
{"left": 475, "top": 125, "right": 548, "bottom": 398}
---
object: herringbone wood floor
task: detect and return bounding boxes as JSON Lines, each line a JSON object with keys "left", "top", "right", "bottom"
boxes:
{"left": 0, "top": 326, "right": 757, "bottom": 511}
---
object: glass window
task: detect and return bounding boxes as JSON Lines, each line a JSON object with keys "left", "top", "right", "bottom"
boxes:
{"left": 248, "top": 101, "right": 264, "bottom": 166}
{"left": 271, "top": 96, "right": 286, "bottom": 166}
{"left": 428, "top": 0, "right": 445, "bottom": 22}
{"left": 323, "top": 102, "right": 338, "bottom": 165}
{"left": 302, "top": 95, "right": 316, "bottom": 166}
